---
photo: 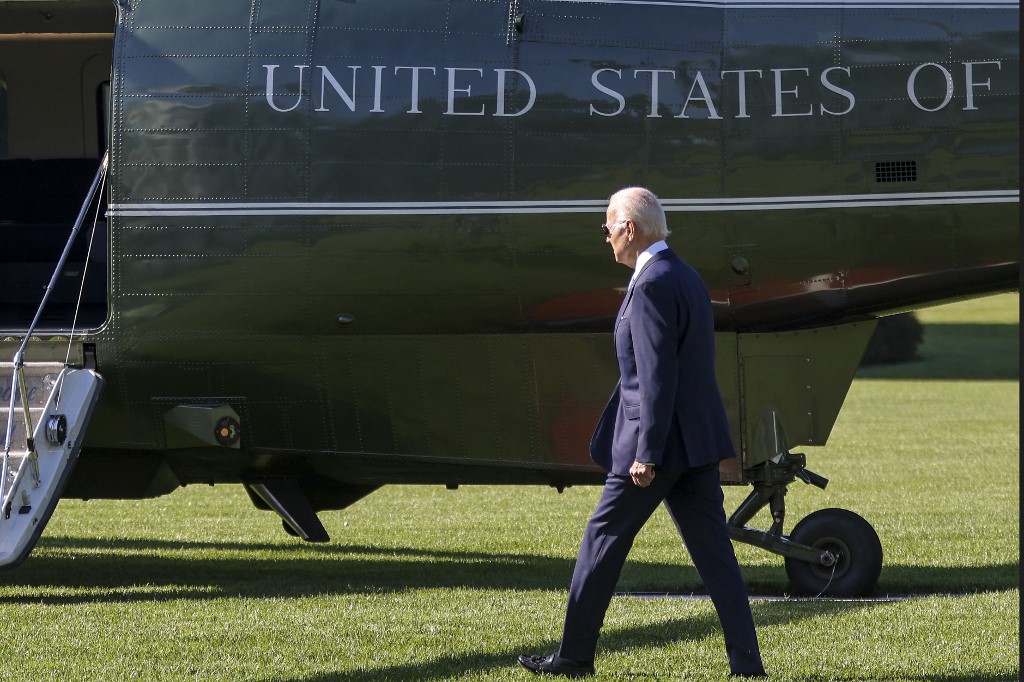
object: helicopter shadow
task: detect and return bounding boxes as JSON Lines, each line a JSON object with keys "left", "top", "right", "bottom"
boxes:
{"left": 0, "top": 536, "right": 1015, "bottom": 606}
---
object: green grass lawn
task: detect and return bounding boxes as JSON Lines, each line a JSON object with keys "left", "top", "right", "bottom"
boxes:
{"left": 0, "top": 294, "right": 1018, "bottom": 681}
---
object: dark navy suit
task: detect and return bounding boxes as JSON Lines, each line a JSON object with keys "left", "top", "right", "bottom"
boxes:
{"left": 557, "top": 248, "right": 764, "bottom": 676}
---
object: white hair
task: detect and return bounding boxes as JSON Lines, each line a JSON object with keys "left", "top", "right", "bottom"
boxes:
{"left": 608, "top": 186, "right": 670, "bottom": 239}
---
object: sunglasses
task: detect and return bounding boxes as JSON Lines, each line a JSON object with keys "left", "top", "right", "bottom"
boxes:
{"left": 601, "top": 220, "right": 627, "bottom": 237}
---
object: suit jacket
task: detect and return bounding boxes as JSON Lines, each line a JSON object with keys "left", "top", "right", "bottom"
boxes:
{"left": 589, "top": 249, "right": 736, "bottom": 475}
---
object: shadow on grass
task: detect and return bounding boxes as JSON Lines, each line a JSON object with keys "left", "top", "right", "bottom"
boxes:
{"left": 262, "top": 607, "right": 1019, "bottom": 681}
{"left": 857, "top": 323, "right": 1018, "bottom": 381}
{"left": 874, "top": 563, "right": 1020, "bottom": 595}
{"left": 2, "top": 538, "right": 578, "bottom": 604}
{"left": 0, "top": 536, "right": 1016, "bottom": 605}
{"left": 617, "top": 561, "right": 1018, "bottom": 597}
{"left": 268, "top": 604, "right": 872, "bottom": 681}
{"left": 901, "top": 677, "right": 1018, "bottom": 682}
{"left": 730, "top": 675, "right": 1018, "bottom": 682}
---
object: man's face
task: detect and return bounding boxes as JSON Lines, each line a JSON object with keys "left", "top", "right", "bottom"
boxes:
{"left": 604, "top": 205, "right": 631, "bottom": 265}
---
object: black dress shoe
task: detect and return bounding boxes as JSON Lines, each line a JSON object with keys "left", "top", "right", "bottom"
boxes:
{"left": 517, "top": 653, "right": 595, "bottom": 677}
{"left": 730, "top": 672, "right": 768, "bottom": 679}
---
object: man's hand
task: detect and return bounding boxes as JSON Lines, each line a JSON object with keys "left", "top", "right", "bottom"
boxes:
{"left": 630, "top": 460, "right": 655, "bottom": 488}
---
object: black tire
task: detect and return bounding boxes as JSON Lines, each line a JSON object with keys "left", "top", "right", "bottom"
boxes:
{"left": 281, "top": 519, "right": 300, "bottom": 537}
{"left": 784, "top": 508, "right": 882, "bottom": 597}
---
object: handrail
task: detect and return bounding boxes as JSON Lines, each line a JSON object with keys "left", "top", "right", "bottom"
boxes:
{"left": 1, "top": 152, "right": 109, "bottom": 504}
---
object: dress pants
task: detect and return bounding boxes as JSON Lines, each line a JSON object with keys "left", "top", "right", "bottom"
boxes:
{"left": 557, "top": 463, "right": 764, "bottom": 676}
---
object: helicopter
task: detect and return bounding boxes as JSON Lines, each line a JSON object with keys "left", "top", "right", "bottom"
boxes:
{"left": 0, "top": 0, "right": 1017, "bottom": 595}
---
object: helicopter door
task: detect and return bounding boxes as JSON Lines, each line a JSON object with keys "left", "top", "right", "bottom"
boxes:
{"left": 0, "top": 364, "right": 104, "bottom": 569}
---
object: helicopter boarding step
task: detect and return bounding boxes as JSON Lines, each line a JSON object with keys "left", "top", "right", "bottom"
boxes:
{"left": 0, "top": 362, "right": 103, "bottom": 569}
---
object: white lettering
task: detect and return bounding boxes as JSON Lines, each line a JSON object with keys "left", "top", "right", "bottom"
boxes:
{"left": 721, "top": 69, "right": 762, "bottom": 119}
{"left": 316, "top": 65, "right": 359, "bottom": 112}
{"left": 394, "top": 66, "right": 436, "bottom": 114}
{"left": 259, "top": 59, "right": 1013, "bottom": 122}
{"left": 819, "top": 66, "right": 855, "bottom": 116}
{"left": 445, "top": 68, "right": 486, "bottom": 116}
{"left": 634, "top": 69, "right": 675, "bottom": 118}
{"left": 772, "top": 68, "right": 813, "bottom": 117}
{"left": 494, "top": 69, "right": 536, "bottom": 117}
{"left": 371, "top": 65, "right": 386, "bottom": 113}
{"left": 675, "top": 71, "right": 722, "bottom": 119}
{"left": 263, "top": 64, "right": 306, "bottom": 113}
{"left": 907, "top": 62, "right": 954, "bottom": 112}
{"left": 963, "top": 60, "right": 1001, "bottom": 111}
{"left": 590, "top": 69, "right": 626, "bottom": 117}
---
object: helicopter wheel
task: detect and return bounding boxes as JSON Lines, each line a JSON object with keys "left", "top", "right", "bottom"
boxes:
{"left": 784, "top": 508, "right": 882, "bottom": 597}
{"left": 282, "top": 519, "right": 300, "bottom": 537}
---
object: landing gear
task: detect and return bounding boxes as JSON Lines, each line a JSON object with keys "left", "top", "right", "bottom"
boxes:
{"left": 784, "top": 508, "right": 882, "bottom": 596}
{"left": 244, "top": 479, "right": 381, "bottom": 542}
{"left": 729, "top": 452, "right": 882, "bottom": 597}
{"left": 243, "top": 479, "right": 330, "bottom": 542}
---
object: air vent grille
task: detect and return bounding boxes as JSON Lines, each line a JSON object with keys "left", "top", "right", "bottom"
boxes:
{"left": 875, "top": 160, "right": 917, "bottom": 183}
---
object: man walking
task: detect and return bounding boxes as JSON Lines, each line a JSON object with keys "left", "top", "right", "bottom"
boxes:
{"left": 517, "top": 187, "right": 765, "bottom": 678}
